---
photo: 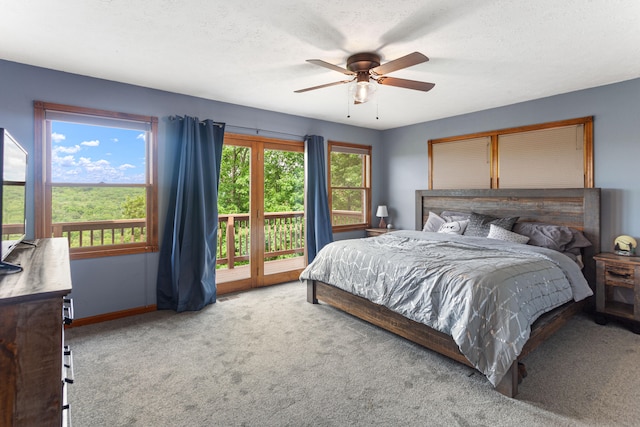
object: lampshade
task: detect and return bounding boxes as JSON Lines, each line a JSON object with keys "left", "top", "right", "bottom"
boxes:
{"left": 376, "top": 205, "right": 388, "bottom": 218}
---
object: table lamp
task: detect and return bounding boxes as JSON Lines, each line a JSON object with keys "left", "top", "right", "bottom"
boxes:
{"left": 376, "top": 205, "right": 388, "bottom": 228}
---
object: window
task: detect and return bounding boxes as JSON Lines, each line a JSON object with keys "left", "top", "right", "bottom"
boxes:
{"left": 428, "top": 116, "right": 593, "bottom": 189}
{"left": 497, "top": 124, "right": 585, "bottom": 188}
{"left": 328, "top": 141, "right": 371, "bottom": 231}
{"left": 34, "top": 101, "right": 158, "bottom": 259}
{"left": 430, "top": 136, "right": 491, "bottom": 189}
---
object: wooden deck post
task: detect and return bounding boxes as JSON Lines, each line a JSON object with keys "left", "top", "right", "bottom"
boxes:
{"left": 226, "top": 217, "right": 235, "bottom": 269}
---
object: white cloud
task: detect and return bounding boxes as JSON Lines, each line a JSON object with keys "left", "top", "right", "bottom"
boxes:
{"left": 55, "top": 154, "right": 77, "bottom": 167}
{"left": 79, "top": 157, "right": 110, "bottom": 171}
{"left": 137, "top": 133, "right": 146, "bottom": 141}
{"left": 62, "top": 169, "right": 80, "bottom": 177}
{"left": 51, "top": 150, "right": 143, "bottom": 184}
{"left": 81, "top": 140, "right": 100, "bottom": 147}
{"left": 54, "top": 145, "right": 81, "bottom": 154}
{"left": 51, "top": 132, "right": 66, "bottom": 143}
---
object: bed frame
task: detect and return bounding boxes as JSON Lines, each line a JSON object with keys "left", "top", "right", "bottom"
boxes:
{"left": 306, "top": 188, "right": 601, "bottom": 397}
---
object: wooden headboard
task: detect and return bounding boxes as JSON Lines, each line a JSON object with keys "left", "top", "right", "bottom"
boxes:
{"left": 414, "top": 188, "right": 601, "bottom": 288}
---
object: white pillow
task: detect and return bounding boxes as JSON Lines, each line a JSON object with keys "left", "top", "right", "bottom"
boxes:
{"left": 423, "top": 211, "right": 446, "bottom": 232}
{"left": 437, "top": 220, "right": 469, "bottom": 235}
{"left": 487, "top": 224, "right": 530, "bottom": 244}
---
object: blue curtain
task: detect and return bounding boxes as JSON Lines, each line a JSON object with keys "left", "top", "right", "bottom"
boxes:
{"left": 157, "top": 116, "right": 225, "bottom": 312}
{"left": 305, "top": 135, "right": 333, "bottom": 263}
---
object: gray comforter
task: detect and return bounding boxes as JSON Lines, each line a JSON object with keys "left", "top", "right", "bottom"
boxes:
{"left": 300, "top": 230, "right": 593, "bottom": 386}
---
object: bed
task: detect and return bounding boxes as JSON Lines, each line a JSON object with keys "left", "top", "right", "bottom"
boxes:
{"left": 301, "top": 188, "right": 600, "bottom": 397}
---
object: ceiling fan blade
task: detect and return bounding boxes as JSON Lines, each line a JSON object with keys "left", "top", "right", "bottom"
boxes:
{"left": 371, "top": 52, "right": 429, "bottom": 75}
{"left": 306, "top": 59, "right": 355, "bottom": 75}
{"left": 376, "top": 76, "right": 435, "bottom": 92}
{"left": 294, "top": 79, "right": 352, "bottom": 93}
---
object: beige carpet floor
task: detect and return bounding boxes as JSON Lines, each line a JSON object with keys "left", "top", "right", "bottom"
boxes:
{"left": 66, "top": 281, "right": 640, "bottom": 426}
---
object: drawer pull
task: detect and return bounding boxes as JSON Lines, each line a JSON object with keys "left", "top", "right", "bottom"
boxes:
{"left": 63, "top": 297, "right": 74, "bottom": 325}
{"left": 607, "top": 270, "right": 631, "bottom": 279}
{"left": 63, "top": 345, "right": 74, "bottom": 384}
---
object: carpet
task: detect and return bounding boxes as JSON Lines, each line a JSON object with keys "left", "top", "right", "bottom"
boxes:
{"left": 66, "top": 281, "right": 640, "bottom": 426}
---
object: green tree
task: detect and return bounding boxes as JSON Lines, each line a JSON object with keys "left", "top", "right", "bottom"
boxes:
{"left": 263, "top": 149, "right": 303, "bottom": 212}
{"left": 218, "top": 146, "right": 304, "bottom": 214}
{"left": 218, "top": 145, "right": 250, "bottom": 214}
{"left": 330, "top": 151, "right": 364, "bottom": 211}
{"left": 122, "top": 194, "right": 146, "bottom": 218}
{"left": 52, "top": 187, "right": 146, "bottom": 222}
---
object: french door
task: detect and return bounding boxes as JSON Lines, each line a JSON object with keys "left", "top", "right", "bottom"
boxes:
{"left": 216, "top": 134, "right": 305, "bottom": 294}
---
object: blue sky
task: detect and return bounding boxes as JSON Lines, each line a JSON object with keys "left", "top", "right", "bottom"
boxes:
{"left": 50, "top": 121, "right": 146, "bottom": 184}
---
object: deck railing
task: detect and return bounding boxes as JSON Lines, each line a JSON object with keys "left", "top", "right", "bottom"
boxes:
{"left": 217, "top": 212, "right": 305, "bottom": 268}
{"left": 40, "top": 213, "right": 306, "bottom": 268}
{"left": 25, "top": 209, "right": 362, "bottom": 264}
{"left": 216, "top": 210, "right": 361, "bottom": 268}
{"left": 51, "top": 219, "right": 147, "bottom": 247}
{"left": 2, "top": 223, "right": 25, "bottom": 237}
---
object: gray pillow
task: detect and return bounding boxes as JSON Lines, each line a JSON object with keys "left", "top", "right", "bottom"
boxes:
{"left": 487, "top": 224, "right": 530, "bottom": 244}
{"left": 512, "top": 222, "right": 572, "bottom": 252}
{"left": 440, "top": 210, "right": 471, "bottom": 222}
{"left": 464, "top": 212, "right": 519, "bottom": 238}
{"left": 566, "top": 229, "right": 592, "bottom": 252}
{"left": 423, "top": 211, "right": 446, "bottom": 232}
{"left": 512, "top": 222, "right": 591, "bottom": 252}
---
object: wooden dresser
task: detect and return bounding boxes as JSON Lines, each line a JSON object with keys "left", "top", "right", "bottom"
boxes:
{"left": 0, "top": 238, "right": 73, "bottom": 426}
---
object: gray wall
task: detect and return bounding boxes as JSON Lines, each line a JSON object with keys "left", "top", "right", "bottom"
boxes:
{"left": 0, "top": 59, "right": 382, "bottom": 318}
{"left": 381, "top": 78, "right": 640, "bottom": 251}
{"left": 2, "top": 57, "right": 638, "bottom": 318}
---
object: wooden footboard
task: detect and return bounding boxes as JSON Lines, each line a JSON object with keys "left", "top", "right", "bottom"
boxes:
{"left": 307, "top": 279, "right": 585, "bottom": 398}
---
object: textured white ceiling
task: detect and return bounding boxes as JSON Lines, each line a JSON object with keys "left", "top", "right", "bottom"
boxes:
{"left": 2, "top": 0, "right": 640, "bottom": 130}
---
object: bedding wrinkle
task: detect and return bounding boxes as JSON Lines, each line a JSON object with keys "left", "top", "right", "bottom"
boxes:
{"left": 300, "top": 230, "right": 592, "bottom": 387}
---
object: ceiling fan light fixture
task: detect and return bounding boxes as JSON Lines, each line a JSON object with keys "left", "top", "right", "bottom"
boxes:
{"left": 350, "top": 76, "right": 376, "bottom": 104}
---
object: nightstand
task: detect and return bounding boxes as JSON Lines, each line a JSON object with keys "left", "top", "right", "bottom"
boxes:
{"left": 365, "top": 228, "right": 393, "bottom": 237}
{"left": 594, "top": 253, "right": 640, "bottom": 334}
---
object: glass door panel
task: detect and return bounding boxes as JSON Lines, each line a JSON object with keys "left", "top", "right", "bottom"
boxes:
{"left": 216, "top": 136, "right": 305, "bottom": 292}
{"left": 261, "top": 146, "right": 305, "bottom": 285}
{"left": 216, "top": 144, "right": 252, "bottom": 288}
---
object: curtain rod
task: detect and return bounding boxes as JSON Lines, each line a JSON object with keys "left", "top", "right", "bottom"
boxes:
{"left": 169, "top": 115, "right": 305, "bottom": 140}
{"left": 169, "top": 115, "right": 224, "bottom": 127}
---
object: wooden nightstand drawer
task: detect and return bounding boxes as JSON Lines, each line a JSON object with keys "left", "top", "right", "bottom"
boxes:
{"left": 604, "top": 263, "right": 635, "bottom": 288}
{"left": 594, "top": 252, "right": 640, "bottom": 334}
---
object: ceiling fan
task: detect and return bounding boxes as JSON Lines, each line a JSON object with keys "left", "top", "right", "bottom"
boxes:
{"left": 294, "top": 52, "right": 435, "bottom": 103}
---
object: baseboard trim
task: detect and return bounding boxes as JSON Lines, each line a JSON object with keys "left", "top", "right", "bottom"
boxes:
{"left": 67, "top": 305, "right": 157, "bottom": 328}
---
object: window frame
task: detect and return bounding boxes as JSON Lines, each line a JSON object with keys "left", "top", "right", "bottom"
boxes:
{"left": 428, "top": 116, "right": 594, "bottom": 189}
{"left": 328, "top": 140, "right": 372, "bottom": 232}
{"left": 34, "top": 101, "right": 159, "bottom": 259}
